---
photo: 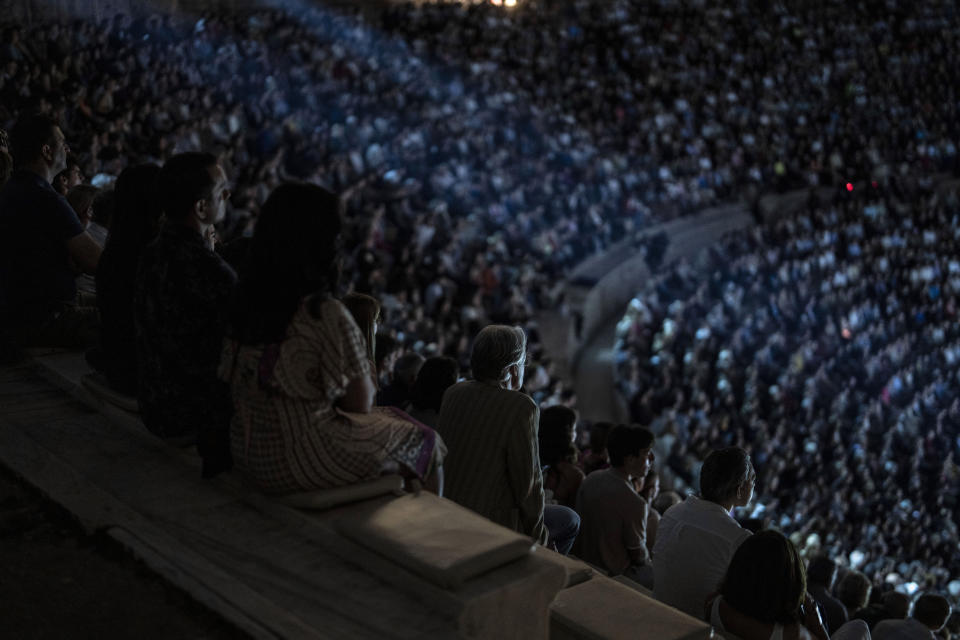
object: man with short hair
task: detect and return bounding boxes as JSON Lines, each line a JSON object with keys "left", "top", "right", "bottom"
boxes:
{"left": 135, "top": 151, "right": 236, "bottom": 478}
{"left": 807, "top": 554, "right": 849, "bottom": 634}
{"left": 0, "top": 114, "right": 101, "bottom": 347}
{"left": 652, "top": 446, "right": 754, "bottom": 619}
{"left": 438, "top": 325, "right": 548, "bottom": 544}
{"left": 575, "top": 424, "right": 656, "bottom": 586}
{"left": 873, "top": 593, "right": 952, "bottom": 639}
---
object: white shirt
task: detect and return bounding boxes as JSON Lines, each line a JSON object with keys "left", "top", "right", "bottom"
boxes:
{"left": 652, "top": 495, "right": 751, "bottom": 619}
{"left": 872, "top": 618, "right": 934, "bottom": 640}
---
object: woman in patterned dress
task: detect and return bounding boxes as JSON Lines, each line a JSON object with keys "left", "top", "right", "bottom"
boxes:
{"left": 220, "top": 182, "right": 445, "bottom": 494}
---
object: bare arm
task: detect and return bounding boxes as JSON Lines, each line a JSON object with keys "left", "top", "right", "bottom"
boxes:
{"left": 66, "top": 231, "right": 102, "bottom": 275}
{"left": 338, "top": 373, "right": 375, "bottom": 413}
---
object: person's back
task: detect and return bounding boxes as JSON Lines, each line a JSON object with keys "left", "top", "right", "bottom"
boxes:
{"left": 873, "top": 593, "right": 951, "bottom": 640}
{"left": 134, "top": 152, "right": 235, "bottom": 477}
{"left": 94, "top": 164, "right": 162, "bottom": 394}
{"left": 0, "top": 115, "right": 100, "bottom": 346}
{"left": 806, "top": 555, "right": 848, "bottom": 634}
{"left": 437, "top": 325, "right": 546, "bottom": 543}
{"left": 0, "top": 169, "right": 80, "bottom": 322}
{"left": 439, "top": 379, "right": 544, "bottom": 538}
{"left": 653, "top": 447, "right": 754, "bottom": 618}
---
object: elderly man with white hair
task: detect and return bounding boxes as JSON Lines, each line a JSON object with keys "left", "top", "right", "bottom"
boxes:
{"left": 439, "top": 325, "right": 574, "bottom": 549}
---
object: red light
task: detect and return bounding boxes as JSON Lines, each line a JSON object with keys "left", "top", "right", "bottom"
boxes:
{"left": 846, "top": 183, "right": 854, "bottom": 192}
{"left": 871, "top": 180, "right": 878, "bottom": 188}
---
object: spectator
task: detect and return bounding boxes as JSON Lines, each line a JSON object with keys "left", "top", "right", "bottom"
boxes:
{"left": 135, "top": 152, "right": 235, "bottom": 477}
{"left": 222, "top": 182, "right": 445, "bottom": 493}
{"left": 93, "top": 163, "right": 162, "bottom": 395}
{"left": 856, "top": 590, "right": 912, "bottom": 631}
{"left": 66, "top": 184, "right": 99, "bottom": 233}
{"left": 539, "top": 405, "right": 585, "bottom": 510}
{"left": 580, "top": 421, "right": 613, "bottom": 475}
{"left": 807, "top": 555, "right": 849, "bottom": 634}
{"left": 652, "top": 489, "right": 682, "bottom": 515}
{"left": 0, "top": 114, "right": 100, "bottom": 347}
{"left": 706, "top": 530, "right": 831, "bottom": 640}
{"left": 53, "top": 161, "right": 83, "bottom": 197}
{"left": 873, "top": 593, "right": 952, "bottom": 640}
{"left": 406, "top": 355, "right": 458, "bottom": 429}
{"left": 836, "top": 571, "right": 872, "bottom": 622}
{"left": 438, "top": 325, "right": 548, "bottom": 544}
{"left": 378, "top": 351, "right": 424, "bottom": 408}
{"left": 66, "top": 184, "right": 102, "bottom": 299}
{"left": 575, "top": 423, "right": 656, "bottom": 587}
{"left": 653, "top": 446, "right": 754, "bottom": 619}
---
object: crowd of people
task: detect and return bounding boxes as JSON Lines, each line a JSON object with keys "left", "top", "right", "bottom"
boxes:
{"left": 3, "top": 0, "right": 960, "bottom": 636}
{"left": 616, "top": 178, "right": 960, "bottom": 612}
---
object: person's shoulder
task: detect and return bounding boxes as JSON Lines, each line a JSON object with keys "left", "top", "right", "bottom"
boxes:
{"left": 501, "top": 388, "right": 537, "bottom": 411}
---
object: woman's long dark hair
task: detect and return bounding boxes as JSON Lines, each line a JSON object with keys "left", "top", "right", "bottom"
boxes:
{"left": 100, "top": 163, "right": 163, "bottom": 270}
{"left": 232, "top": 182, "right": 343, "bottom": 345}
{"left": 720, "top": 529, "right": 805, "bottom": 626}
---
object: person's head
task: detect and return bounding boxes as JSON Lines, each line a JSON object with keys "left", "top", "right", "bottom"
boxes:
{"left": 410, "top": 356, "right": 459, "bottom": 413}
{"left": 913, "top": 593, "right": 951, "bottom": 631}
{"left": 470, "top": 325, "right": 526, "bottom": 390}
{"left": 158, "top": 151, "right": 229, "bottom": 226}
{"left": 66, "top": 184, "right": 99, "bottom": 227}
{"left": 806, "top": 555, "right": 838, "bottom": 589}
{"left": 640, "top": 468, "right": 660, "bottom": 502}
{"left": 606, "top": 424, "right": 655, "bottom": 479}
{"left": 233, "top": 181, "right": 343, "bottom": 344}
{"left": 538, "top": 405, "right": 579, "bottom": 467}
{"left": 835, "top": 570, "right": 871, "bottom": 612}
{"left": 881, "top": 590, "right": 911, "bottom": 619}
{"left": 700, "top": 446, "right": 755, "bottom": 508}
{"left": 54, "top": 161, "right": 83, "bottom": 195}
{"left": 587, "top": 421, "right": 613, "bottom": 453}
{"left": 720, "top": 530, "right": 805, "bottom": 626}
{"left": 105, "top": 163, "right": 162, "bottom": 253}
{"left": 393, "top": 352, "right": 425, "bottom": 390}
{"left": 10, "top": 114, "right": 69, "bottom": 178}
{"left": 342, "top": 292, "right": 380, "bottom": 362}
{"left": 652, "top": 490, "right": 682, "bottom": 515}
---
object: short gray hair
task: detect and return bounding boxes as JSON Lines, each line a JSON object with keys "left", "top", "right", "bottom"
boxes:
{"left": 699, "top": 447, "right": 751, "bottom": 504}
{"left": 470, "top": 325, "right": 526, "bottom": 383}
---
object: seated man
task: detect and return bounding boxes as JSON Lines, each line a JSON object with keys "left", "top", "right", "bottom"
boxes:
{"left": 807, "top": 554, "right": 849, "bottom": 634}
{"left": 134, "top": 152, "right": 236, "bottom": 478}
{"left": 0, "top": 114, "right": 101, "bottom": 347}
{"left": 652, "top": 446, "right": 754, "bottom": 619}
{"left": 575, "top": 424, "right": 656, "bottom": 587}
{"left": 438, "top": 325, "right": 548, "bottom": 545}
{"left": 873, "top": 593, "right": 951, "bottom": 640}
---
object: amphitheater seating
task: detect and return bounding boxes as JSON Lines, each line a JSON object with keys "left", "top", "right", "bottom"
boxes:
{"left": 0, "top": 350, "right": 722, "bottom": 638}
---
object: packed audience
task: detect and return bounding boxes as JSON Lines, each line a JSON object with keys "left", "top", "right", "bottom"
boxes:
{"left": 616, "top": 180, "right": 960, "bottom": 606}
{"left": 2, "top": 0, "right": 960, "bottom": 635}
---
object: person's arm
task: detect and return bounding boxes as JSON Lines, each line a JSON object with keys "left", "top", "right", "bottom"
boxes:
{"left": 334, "top": 300, "right": 376, "bottom": 413}
{"left": 338, "top": 373, "right": 375, "bottom": 413}
{"left": 66, "top": 231, "right": 102, "bottom": 275}
{"left": 507, "top": 401, "right": 547, "bottom": 544}
{"left": 646, "top": 509, "right": 659, "bottom": 555}
{"left": 626, "top": 496, "right": 650, "bottom": 566}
